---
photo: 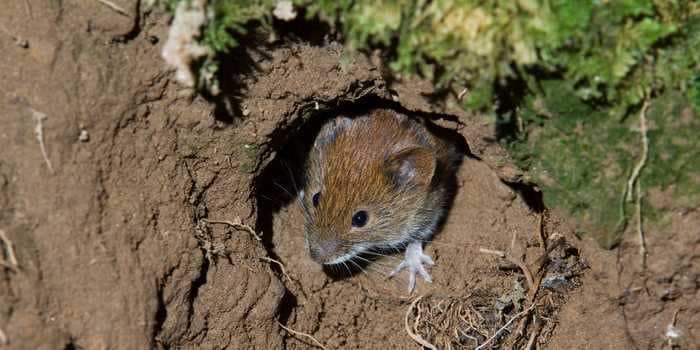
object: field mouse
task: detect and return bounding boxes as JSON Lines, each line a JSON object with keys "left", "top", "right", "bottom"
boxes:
{"left": 299, "top": 109, "right": 460, "bottom": 292}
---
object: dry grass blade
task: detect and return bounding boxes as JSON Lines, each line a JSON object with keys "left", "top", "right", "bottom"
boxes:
{"left": 0, "top": 229, "right": 18, "bottom": 271}
{"left": 278, "top": 322, "right": 327, "bottom": 350}
{"left": 204, "top": 218, "right": 262, "bottom": 241}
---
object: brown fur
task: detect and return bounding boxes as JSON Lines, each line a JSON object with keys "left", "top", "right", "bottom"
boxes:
{"left": 301, "top": 109, "right": 459, "bottom": 264}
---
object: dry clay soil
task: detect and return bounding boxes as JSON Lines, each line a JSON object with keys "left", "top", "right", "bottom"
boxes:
{"left": 0, "top": 2, "right": 698, "bottom": 349}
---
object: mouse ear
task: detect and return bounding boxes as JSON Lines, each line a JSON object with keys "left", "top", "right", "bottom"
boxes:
{"left": 384, "top": 147, "right": 436, "bottom": 188}
{"left": 314, "top": 116, "right": 352, "bottom": 149}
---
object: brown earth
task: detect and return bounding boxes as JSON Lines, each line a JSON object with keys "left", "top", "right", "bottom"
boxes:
{"left": 0, "top": 1, "right": 697, "bottom": 349}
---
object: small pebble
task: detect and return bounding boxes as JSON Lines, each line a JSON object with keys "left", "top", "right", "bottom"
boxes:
{"left": 79, "top": 129, "right": 89, "bottom": 142}
{"left": 15, "top": 38, "right": 29, "bottom": 48}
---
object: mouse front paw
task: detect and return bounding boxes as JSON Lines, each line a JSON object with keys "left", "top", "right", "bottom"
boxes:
{"left": 389, "top": 241, "right": 434, "bottom": 293}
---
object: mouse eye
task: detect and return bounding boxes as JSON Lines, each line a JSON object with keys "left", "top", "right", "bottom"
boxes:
{"left": 351, "top": 210, "right": 368, "bottom": 228}
{"left": 312, "top": 192, "right": 321, "bottom": 207}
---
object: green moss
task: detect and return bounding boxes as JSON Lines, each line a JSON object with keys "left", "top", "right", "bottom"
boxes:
{"left": 643, "top": 93, "right": 700, "bottom": 198}
{"left": 507, "top": 82, "right": 699, "bottom": 246}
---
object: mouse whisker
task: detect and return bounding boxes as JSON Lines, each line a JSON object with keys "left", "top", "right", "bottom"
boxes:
{"left": 298, "top": 203, "right": 311, "bottom": 218}
{"left": 347, "top": 259, "right": 369, "bottom": 276}
{"left": 272, "top": 180, "right": 296, "bottom": 200}
{"left": 361, "top": 250, "right": 402, "bottom": 262}
{"left": 355, "top": 261, "right": 406, "bottom": 282}
{"left": 354, "top": 256, "right": 412, "bottom": 288}
{"left": 352, "top": 257, "right": 393, "bottom": 277}
{"left": 361, "top": 263, "right": 391, "bottom": 278}
{"left": 388, "top": 245, "right": 405, "bottom": 255}
{"left": 281, "top": 159, "right": 302, "bottom": 193}
{"left": 354, "top": 255, "right": 397, "bottom": 270}
{"left": 412, "top": 238, "right": 466, "bottom": 249}
{"left": 341, "top": 261, "right": 353, "bottom": 277}
{"left": 257, "top": 193, "right": 283, "bottom": 205}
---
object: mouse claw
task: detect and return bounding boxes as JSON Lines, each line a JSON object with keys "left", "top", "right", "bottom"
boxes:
{"left": 388, "top": 241, "right": 435, "bottom": 293}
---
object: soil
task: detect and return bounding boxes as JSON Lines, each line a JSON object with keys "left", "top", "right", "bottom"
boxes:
{"left": 0, "top": 2, "right": 697, "bottom": 349}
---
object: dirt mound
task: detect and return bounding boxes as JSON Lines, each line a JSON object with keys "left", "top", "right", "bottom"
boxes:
{"left": 0, "top": 2, "right": 697, "bottom": 349}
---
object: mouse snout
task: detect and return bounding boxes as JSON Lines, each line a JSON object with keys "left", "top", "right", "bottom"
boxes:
{"left": 308, "top": 239, "right": 340, "bottom": 264}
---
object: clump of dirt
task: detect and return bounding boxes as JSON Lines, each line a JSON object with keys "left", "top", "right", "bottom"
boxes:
{"left": 0, "top": 1, "right": 697, "bottom": 349}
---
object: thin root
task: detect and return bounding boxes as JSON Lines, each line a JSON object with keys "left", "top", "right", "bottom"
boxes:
{"left": 626, "top": 100, "right": 651, "bottom": 202}
{"left": 204, "top": 218, "right": 262, "bottom": 241}
{"left": 626, "top": 99, "right": 650, "bottom": 268}
{"left": 404, "top": 296, "right": 437, "bottom": 350}
{"left": 0, "top": 229, "right": 18, "bottom": 271}
{"left": 278, "top": 322, "right": 327, "bottom": 350}
{"left": 259, "top": 256, "right": 292, "bottom": 282}
{"left": 31, "top": 109, "right": 53, "bottom": 174}
{"left": 635, "top": 183, "right": 647, "bottom": 268}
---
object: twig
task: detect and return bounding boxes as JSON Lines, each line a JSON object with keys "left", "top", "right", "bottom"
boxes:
{"left": 204, "top": 219, "right": 262, "bottom": 241}
{"left": 475, "top": 303, "right": 536, "bottom": 350}
{"left": 479, "top": 247, "right": 534, "bottom": 294}
{"left": 259, "top": 256, "right": 292, "bottom": 282}
{"left": 278, "top": 322, "right": 327, "bottom": 350}
{"left": 404, "top": 296, "right": 437, "bottom": 350}
{"left": 626, "top": 100, "right": 650, "bottom": 268}
{"left": 31, "top": 109, "right": 54, "bottom": 174}
{"left": 0, "top": 229, "right": 18, "bottom": 270}
{"left": 95, "top": 0, "right": 129, "bottom": 16}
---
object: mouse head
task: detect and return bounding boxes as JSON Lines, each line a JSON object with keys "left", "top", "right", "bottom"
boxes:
{"left": 300, "top": 113, "right": 438, "bottom": 265}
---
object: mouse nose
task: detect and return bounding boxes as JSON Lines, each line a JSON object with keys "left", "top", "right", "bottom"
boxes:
{"left": 309, "top": 239, "right": 340, "bottom": 264}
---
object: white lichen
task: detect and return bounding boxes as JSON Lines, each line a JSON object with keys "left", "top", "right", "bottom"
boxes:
{"left": 161, "top": 0, "right": 212, "bottom": 88}
{"left": 273, "top": 1, "right": 297, "bottom": 21}
{"left": 665, "top": 324, "right": 682, "bottom": 345}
